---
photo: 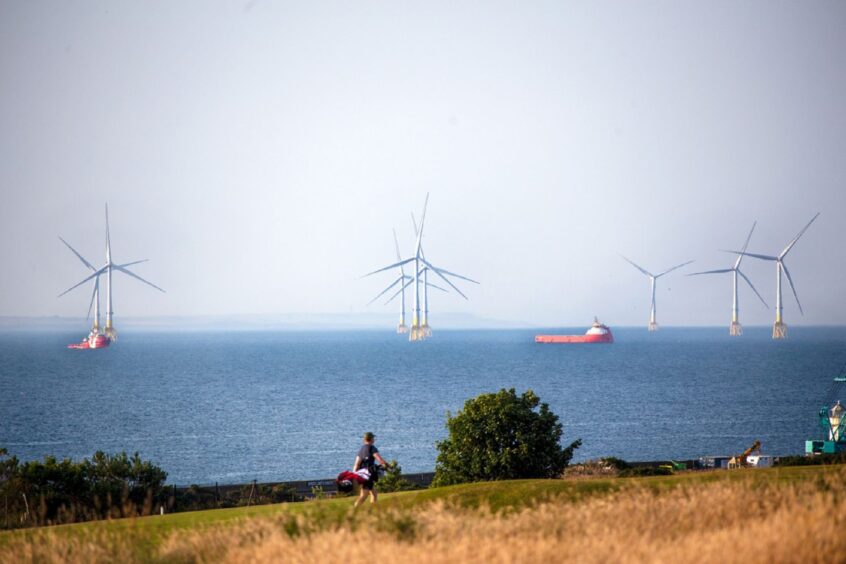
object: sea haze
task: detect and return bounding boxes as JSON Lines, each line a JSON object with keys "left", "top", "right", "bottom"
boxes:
{"left": 0, "top": 328, "right": 843, "bottom": 485}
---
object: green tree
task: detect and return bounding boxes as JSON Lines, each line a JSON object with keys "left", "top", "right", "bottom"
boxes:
{"left": 432, "top": 388, "right": 581, "bottom": 486}
{"left": 377, "top": 459, "right": 417, "bottom": 493}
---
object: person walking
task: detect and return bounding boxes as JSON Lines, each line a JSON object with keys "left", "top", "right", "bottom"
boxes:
{"left": 353, "top": 432, "right": 387, "bottom": 507}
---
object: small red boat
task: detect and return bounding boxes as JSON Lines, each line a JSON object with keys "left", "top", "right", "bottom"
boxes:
{"left": 68, "top": 330, "right": 110, "bottom": 349}
{"left": 535, "top": 318, "right": 614, "bottom": 344}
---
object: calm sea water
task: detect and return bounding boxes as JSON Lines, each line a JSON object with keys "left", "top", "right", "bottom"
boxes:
{"left": 1, "top": 327, "right": 844, "bottom": 485}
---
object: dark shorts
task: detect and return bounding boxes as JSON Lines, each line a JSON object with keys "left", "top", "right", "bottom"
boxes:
{"left": 362, "top": 478, "right": 375, "bottom": 491}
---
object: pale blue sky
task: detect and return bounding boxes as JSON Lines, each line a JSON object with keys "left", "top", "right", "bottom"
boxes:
{"left": 1, "top": 1, "right": 844, "bottom": 326}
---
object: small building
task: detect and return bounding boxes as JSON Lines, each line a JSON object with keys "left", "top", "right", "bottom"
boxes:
{"left": 745, "top": 454, "right": 773, "bottom": 468}
{"left": 698, "top": 455, "right": 732, "bottom": 469}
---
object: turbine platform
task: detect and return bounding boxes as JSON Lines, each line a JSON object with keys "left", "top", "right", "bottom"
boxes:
{"left": 730, "top": 321, "right": 742, "bottom": 336}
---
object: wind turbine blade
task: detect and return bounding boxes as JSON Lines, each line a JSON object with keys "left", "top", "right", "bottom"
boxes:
{"left": 420, "top": 258, "right": 468, "bottom": 300}
{"left": 105, "top": 203, "right": 111, "bottom": 259}
{"left": 362, "top": 257, "right": 415, "bottom": 278}
{"left": 86, "top": 277, "right": 99, "bottom": 320}
{"left": 367, "top": 276, "right": 404, "bottom": 305}
{"left": 58, "top": 268, "right": 106, "bottom": 297}
{"left": 780, "top": 212, "right": 820, "bottom": 259}
{"left": 59, "top": 237, "right": 97, "bottom": 271}
{"left": 426, "top": 281, "right": 449, "bottom": 293}
{"left": 429, "top": 265, "right": 479, "bottom": 284}
{"left": 392, "top": 228, "right": 402, "bottom": 262}
{"left": 686, "top": 269, "right": 732, "bottom": 276}
{"left": 656, "top": 260, "right": 694, "bottom": 277}
{"left": 734, "top": 221, "right": 757, "bottom": 269}
{"left": 722, "top": 250, "right": 777, "bottom": 261}
{"left": 118, "top": 259, "right": 149, "bottom": 268}
{"left": 781, "top": 263, "right": 803, "bottom": 315}
{"left": 737, "top": 269, "right": 769, "bottom": 309}
{"left": 385, "top": 276, "right": 415, "bottom": 305}
{"left": 414, "top": 193, "right": 429, "bottom": 257}
{"left": 392, "top": 228, "right": 406, "bottom": 277}
{"left": 411, "top": 212, "right": 426, "bottom": 260}
{"left": 114, "top": 265, "right": 165, "bottom": 293}
{"left": 620, "top": 255, "right": 653, "bottom": 277}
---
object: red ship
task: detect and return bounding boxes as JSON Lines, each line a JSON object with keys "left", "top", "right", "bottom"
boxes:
{"left": 67, "top": 329, "right": 110, "bottom": 349}
{"left": 535, "top": 318, "right": 614, "bottom": 344}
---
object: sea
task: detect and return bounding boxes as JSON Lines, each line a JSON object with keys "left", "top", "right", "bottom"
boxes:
{"left": 0, "top": 327, "right": 844, "bottom": 485}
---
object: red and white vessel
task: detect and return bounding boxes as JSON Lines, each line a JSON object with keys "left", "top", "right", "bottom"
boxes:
{"left": 68, "top": 328, "right": 110, "bottom": 349}
{"left": 535, "top": 318, "right": 614, "bottom": 344}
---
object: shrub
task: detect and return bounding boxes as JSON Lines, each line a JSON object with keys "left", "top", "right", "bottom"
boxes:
{"left": 777, "top": 452, "right": 846, "bottom": 466}
{"left": 618, "top": 466, "right": 673, "bottom": 478}
{"left": 0, "top": 448, "right": 168, "bottom": 528}
{"left": 432, "top": 389, "right": 581, "bottom": 486}
{"left": 377, "top": 460, "right": 418, "bottom": 493}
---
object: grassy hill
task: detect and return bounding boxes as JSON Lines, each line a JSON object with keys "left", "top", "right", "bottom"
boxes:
{"left": 1, "top": 465, "right": 844, "bottom": 563}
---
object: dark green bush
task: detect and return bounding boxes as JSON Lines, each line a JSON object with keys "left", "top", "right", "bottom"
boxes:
{"left": 776, "top": 452, "right": 846, "bottom": 467}
{"left": 0, "top": 448, "right": 168, "bottom": 528}
{"left": 377, "top": 460, "right": 418, "bottom": 493}
{"left": 618, "top": 465, "right": 673, "bottom": 478}
{"left": 432, "top": 388, "right": 581, "bottom": 487}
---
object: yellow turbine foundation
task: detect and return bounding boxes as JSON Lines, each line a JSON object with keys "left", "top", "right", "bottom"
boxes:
{"left": 730, "top": 312, "right": 742, "bottom": 336}
{"left": 772, "top": 311, "right": 786, "bottom": 339}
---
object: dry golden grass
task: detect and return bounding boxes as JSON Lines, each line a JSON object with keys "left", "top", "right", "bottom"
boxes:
{"left": 3, "top": 468, "right": 844, "bottom": 563}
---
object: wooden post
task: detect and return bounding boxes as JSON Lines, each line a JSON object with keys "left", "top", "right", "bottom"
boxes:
{"left": 247, "top": 480, "right": 256, "bottom": 507}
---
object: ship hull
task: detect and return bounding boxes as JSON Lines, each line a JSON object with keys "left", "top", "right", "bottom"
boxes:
{"left": 67, "top": 335, "right": 110, "bottom": 349}
{"left": 535, "top": 333, "right": 613, "bottom": 344}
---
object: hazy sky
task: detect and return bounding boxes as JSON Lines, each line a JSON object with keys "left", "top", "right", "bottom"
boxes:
{"left": 1, "top": 1, "right": 844, "bottom": 327}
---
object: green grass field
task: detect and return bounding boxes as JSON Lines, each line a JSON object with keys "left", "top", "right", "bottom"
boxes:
{"left": 0, "top": 463, "right": 834, "bottom": 557}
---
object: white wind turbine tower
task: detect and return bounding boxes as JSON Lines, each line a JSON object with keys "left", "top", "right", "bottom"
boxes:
{"left": 363, "top": 194, "right": 479, "bottom": 341}
{"left": 726, "top": 213, "right": 819, "bottom": 340}
{"left": 621, "top": 256, "right": 694, "bottom": 331}
{"left": 687, "top": 222, "right": 768, "bottom": 336}
{"left": 59, "top": 204, "right": 164, "bottom": 341}
{"left": 411, "top": 212, "right": 434, "bottom": 336}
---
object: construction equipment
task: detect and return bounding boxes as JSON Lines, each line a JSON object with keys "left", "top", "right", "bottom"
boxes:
{"left": 728, "top": 440, "right": 761, "bottom": 469}
{"left": 658, "top": 460, "right": 687, "bottom": 472}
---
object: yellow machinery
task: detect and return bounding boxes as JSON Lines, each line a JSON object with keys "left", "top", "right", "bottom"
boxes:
{"left": 728, "top": 440, "right": 761, "bottom": 469}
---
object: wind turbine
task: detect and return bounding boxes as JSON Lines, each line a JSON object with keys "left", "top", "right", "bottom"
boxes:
{"left": 687, "top": 222, "right": 768, "bottom": 336}
{"left": 621, "top": 256, "right": 694, "bottom": 331}
{"left": 58, "top": 237, "right": 107, "bottom": 333}
{"left": 363, "top": 194, "right": 479, "bottom": 341}
{"left": 725, "top": 213, "right": 819, "bottom": 339}
{"left": 59, "top": 204, "right": 164, "bottom": 341}
{"left": 366, "top": 228, "right": 446, "bottom": 334}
